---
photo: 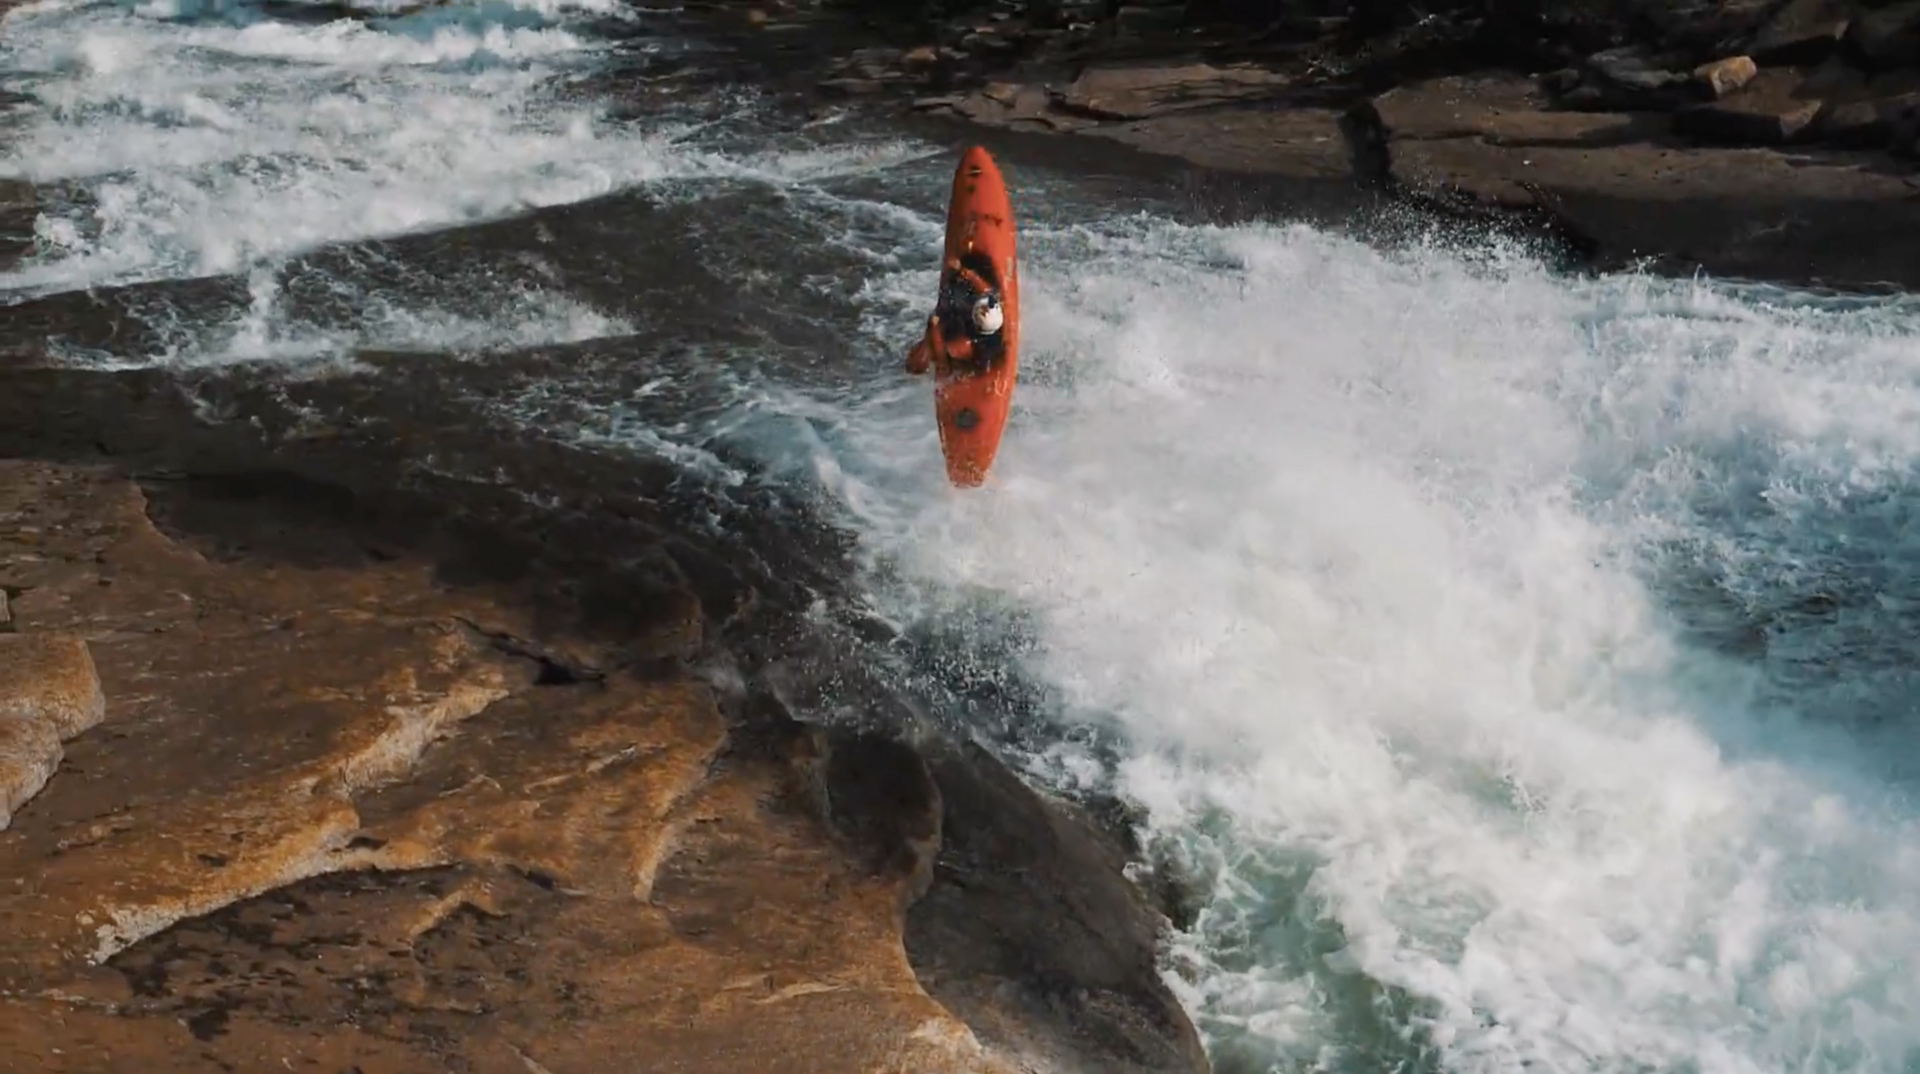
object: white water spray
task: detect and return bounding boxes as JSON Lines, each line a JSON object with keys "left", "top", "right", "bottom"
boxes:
{"left": 805, "top": 217, "right": 1920, "bottom": 1074}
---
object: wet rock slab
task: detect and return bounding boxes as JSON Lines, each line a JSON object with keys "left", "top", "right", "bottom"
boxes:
{"left": 832, "top": 0, "right": 1920, "bottom": 291}
{"left": 902, "top": 55, "right": 1920, "bottom": 287}
{"left": 0, "top": 456, "right": 1207, "bottom": 1073}
{"left": 1360, "top": 73, "right": 1920, "bottom": 286}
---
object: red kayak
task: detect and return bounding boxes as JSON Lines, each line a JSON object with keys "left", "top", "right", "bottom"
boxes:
{"left": 905, "top": 145, "right": 1021, "bottom": 488}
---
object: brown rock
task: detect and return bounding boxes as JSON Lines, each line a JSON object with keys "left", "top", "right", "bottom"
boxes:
{"left": 929, "top": 61, "right": 1920, "bottom": 290}
{"left": 0, "top": 715, "right": 60, "bottom": 831}
{"left": 0, "top": 635, "right": 104, "bottom": 742}
{"left": 1057, "top": 63, "right": 1289, "bottom": 120}
{"left": 0, "top": 634, "right": 105, "bottom": 830}
{"left": 903, "top": 45, "right": 940, "bottom": 68}
{"left": 1673, "top": 68, "right": 1824, "bottom": 144}
{"left": 953, "top": 82, "right": 1090, "bottom": 131}
{"left": 1694, "top": 55, "right": 1758, "bottom": 98}
{"left": 981, "top": 81, "right": 1022, "bottom": 105}
{"left": 0, "top": 459, "right": 1200, "bottom": 1073}
{"left": 1749, "top": 0, "right": 1850, "bottom": 64}
{"left": 1331, "top": 72, "right": 1920, "bottom": 287}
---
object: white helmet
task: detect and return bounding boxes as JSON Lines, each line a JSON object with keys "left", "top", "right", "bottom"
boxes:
{"left": 970, "top": 294, "right": 1004, "bottom": 335}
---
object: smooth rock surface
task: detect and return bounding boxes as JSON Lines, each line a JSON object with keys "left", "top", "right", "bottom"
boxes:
{"left": 0, "top": 456, "right": 1204, "bottom": 1074}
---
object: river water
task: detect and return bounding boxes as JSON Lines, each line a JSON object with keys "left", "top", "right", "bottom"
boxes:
{"left": 5, "top": 2, "right": 1919, "bottom": 1073}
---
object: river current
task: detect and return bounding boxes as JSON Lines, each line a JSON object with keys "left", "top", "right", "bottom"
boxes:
{"left": 5, "top": 2, "right": 1919, "bottom": 1072}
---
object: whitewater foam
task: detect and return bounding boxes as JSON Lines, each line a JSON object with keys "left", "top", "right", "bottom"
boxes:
{"left": 0, "top": 1, "right": 985, "bottom": 370}
{"left": 791, "top": 215, "right": 1920, "bottom": 1074}
{"left": 0, "top": 0, "right": 707, "bottom": 296}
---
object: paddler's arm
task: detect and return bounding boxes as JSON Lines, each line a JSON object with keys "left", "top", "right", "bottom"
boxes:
{"left": 904, "top": 311, "right": 979, "bottom": 376}
{"left": 905, "top": 315, "right": 936, "bottom": 375}
{"left": 946, "top": 259, "right": 993, "bottom": 298}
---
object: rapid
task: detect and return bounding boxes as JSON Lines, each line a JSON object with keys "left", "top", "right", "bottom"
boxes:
{"left": 4, "top": 2, "right": 1918, "bottom": 1072}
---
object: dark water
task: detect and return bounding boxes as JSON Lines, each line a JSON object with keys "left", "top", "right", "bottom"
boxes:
{"left": 6, "top": 3, "right": 1920, "bottom": 1072}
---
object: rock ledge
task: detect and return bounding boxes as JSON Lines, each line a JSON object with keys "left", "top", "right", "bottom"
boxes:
{"left": 0, "top": 456, "right": 1205, "bottom": 1074}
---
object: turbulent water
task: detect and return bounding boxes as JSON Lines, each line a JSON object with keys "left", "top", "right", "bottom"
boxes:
{"left": 6, "top": 2, "right": 1920, "bottom": 1073}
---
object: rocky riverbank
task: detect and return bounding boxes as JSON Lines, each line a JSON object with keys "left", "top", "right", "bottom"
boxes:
{"left": 0, "top": 345, "right": 1206, "bottom": 1072}
{"left": 777, "top": 0, "right": 1920, "bottom": 290}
